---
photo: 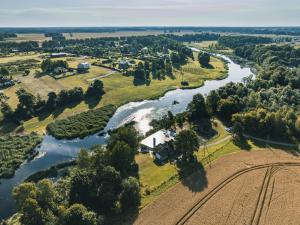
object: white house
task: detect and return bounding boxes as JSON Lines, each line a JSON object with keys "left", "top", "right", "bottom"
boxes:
{"left": 140, "top": 129, "right": 176, "bottom": 152}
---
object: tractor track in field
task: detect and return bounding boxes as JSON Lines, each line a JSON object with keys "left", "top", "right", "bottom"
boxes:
{"left": 174, "top": 162, "right": 300, "bottom": 225}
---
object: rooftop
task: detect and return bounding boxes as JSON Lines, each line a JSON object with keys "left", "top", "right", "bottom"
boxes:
{"left": 141, "top": 129, "right": 176, "bottom": 149}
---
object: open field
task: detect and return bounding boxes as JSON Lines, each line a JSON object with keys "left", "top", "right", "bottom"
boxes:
{"left": 132, "top": 149, "right": 300, "bottom": 225}
{"left": 4, "top": 34, "right": 51, "bottom": 43}
{"left": 0, "top": 52, "right": 43, "bottom": 64}
{"left": 1, "top": 55, "right": 226, "bottom": 134}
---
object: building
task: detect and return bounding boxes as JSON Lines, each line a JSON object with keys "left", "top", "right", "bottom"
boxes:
{"left": 140, "top": 129, "right": 176, "bottom": 161}
{"left": 77, "top": 62, "right": 90, "bottom": 72}
{"left": 54, "top": 67, "right": 67, "bottom": 74}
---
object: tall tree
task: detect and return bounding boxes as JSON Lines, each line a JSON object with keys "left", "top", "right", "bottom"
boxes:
{"left": 175, "top": 130, "right": 200, "bottom": 162}
{"left": 198, "top": 52, "right": 210, "bottom": 67}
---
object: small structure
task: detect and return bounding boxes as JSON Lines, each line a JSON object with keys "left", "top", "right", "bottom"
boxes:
{"left": 77, "top": 62, "right": 90, "bottom": 73}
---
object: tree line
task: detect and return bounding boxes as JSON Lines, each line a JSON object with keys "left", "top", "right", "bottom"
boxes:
{"left": 218, "top": 35, "right": 274, "bottom": 49}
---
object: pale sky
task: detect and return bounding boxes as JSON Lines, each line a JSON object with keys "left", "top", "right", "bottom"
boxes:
{"left": 0, "top": 0, "right": 299, "bottom": 27}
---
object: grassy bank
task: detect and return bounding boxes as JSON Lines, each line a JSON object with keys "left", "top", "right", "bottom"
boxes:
{"left": 0, "top": 134, "right": 43, "bottom": 179}
{"left": 46, "top": 104, "right": 116, "bottom": 139}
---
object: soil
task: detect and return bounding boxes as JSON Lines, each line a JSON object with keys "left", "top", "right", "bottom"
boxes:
{"left": 133, "top": 149, "right": 300, "bottom": 225}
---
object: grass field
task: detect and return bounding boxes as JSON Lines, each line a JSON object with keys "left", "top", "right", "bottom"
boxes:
{"left": 1, "top": 54, "right": 226, "bottom": 134}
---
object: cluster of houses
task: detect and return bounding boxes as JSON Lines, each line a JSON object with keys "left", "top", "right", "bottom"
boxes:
{"left": 140, "top": 129, "right": 177, "bottom": 163}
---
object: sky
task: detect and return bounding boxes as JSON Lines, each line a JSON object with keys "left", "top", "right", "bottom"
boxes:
{"left": 0, "top": 0, "right": 299, "bottom": 27}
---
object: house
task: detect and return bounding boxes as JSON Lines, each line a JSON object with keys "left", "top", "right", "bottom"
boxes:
{"left": 54, "top": 67, "right": 67, "bottom": 74}
{"left": 77, "top": 62, "right": 90, "bottom": 72}
{"left": 141, "top": 129, "right": 176, "bottom": 151}
{"left": 119, "top": 60, "right": 130, "bottom": 70}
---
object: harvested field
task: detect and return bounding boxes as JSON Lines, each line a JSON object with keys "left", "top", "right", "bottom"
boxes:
{"left": 133, "top": 149, "right": 300, "bottom": 225}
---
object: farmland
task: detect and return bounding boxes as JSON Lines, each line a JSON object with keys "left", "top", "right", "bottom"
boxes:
{"left": 133, "top": 149, "right": 300, "bottom": 225}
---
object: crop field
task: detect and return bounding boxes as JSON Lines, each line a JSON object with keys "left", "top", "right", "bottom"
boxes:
{"left": 133, "top": 149, "right": 300, "bottom": 225}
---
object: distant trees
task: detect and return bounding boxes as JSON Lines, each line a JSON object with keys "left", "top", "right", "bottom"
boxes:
{"left": 198, "top": 52, "right": 210, "bottom": 68}
{"left": 218, "top": 35, "right": 273, "bottom": 49}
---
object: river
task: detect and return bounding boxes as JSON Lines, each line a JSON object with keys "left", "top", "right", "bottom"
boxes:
{"left": 0, "top": 52, "right": 253, "bottom": 220}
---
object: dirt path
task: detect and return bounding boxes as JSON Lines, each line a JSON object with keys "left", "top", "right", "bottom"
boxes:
{"left": 87, "top": 71, "right": 116, "bottom": 81}
{"left": 133, "top": 149, "right": 300, "bottom": 225}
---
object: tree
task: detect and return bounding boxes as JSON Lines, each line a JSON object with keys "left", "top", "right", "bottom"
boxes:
{"left": 206, "top": 90, "right": 220, "bottom": 115}
{"left": 109, "top": 141, "right": 135, "bottom": 177}
{"left": 187, "top": 94, "right": 209, "bottom": 121}
{"left": 13, "top": 180, "right": 58, "bottom": 225}
{"left": 16, "top": 88, "right": 36, "bottom": 114}
{"left": 107, "top": 125, "right": 139, "bottom": 153}
{"left": 120, "top": 177, "right": 141, "bottom": 210}
{"left": 198, "top": 52, "right": 210, "bottom": 67}
{"left": 0, "top": 67, "right": 9, "bottom": 78}
{"left": 232, "top": 121, "right": 243, "bottom": 140}
{"left": 46, "top": 91, "right": 57, "bottom": 110}
{"left": 175, "top": 130, "right": 200, "bottom": 162}
{"left": 63, "top": 204, "right": 98, "bottom": 225}
{"left": 86, "top": 80, "right": 104, "bottom": 98}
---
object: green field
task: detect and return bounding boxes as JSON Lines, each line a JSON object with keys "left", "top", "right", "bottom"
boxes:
{"left": 1, "top": 54, "right": 227, "bottom": 134}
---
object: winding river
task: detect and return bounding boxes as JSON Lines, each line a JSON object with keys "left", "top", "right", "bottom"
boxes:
{"left": 0, "top": 51, "right": 253, "bottom": 220}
